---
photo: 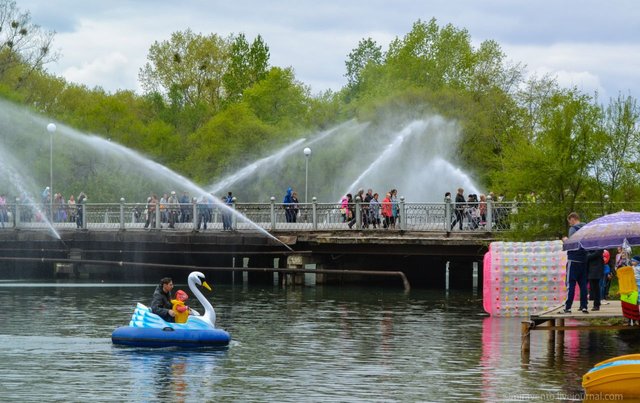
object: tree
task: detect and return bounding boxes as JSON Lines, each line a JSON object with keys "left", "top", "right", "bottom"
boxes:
{"left": 384, "top": 19, "right": 475, "bottom": 91}
{"left": 594, "top": 94, "right": 640, "bottom": 200}
{"left": 494, "top": 89, "right": 605, "bottom": 238}
{"left": 242, "top": 67, "right": 310, "bottom": 130}
{"left": 0, "top": 0, "right": 59, "bottom": 82}
{"left": 184, "top": 102, "right": 274, "bottom": 182}
{"left": 223, "top": 33, "right": 270, "bottom": 103}
{"left": 344, "top": 37, "right": 382, "bottom": 90}
{"left": 138, "top": 29, "right": 230, "bottom": 111}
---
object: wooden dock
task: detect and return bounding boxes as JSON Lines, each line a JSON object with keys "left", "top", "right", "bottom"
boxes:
{"left": 521, "top": 301, "right": 640, "bottom": 357}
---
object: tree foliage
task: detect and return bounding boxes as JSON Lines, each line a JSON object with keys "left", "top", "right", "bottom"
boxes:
{"left": 0, "top": 0, "right": 59, "bottom": 82}
{"left": 223, "top": 33, "right": 270, "bottom": 103}
{"left": 139, "top": 29, "right": 230, "bottom": 111}
{"left": 0, "top": 8, "right": 639, "bottom": 237}
{"left": 594, "top": 94, "right": 640, "bottom": 200}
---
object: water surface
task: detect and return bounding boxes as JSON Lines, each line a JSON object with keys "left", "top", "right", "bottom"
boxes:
{"left": 0, "top": 282, "right": 638, "bottom": 401}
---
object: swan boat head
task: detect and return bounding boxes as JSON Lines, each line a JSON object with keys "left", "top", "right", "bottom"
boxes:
{"left": 187, "top": 271, "right": 217, "bottom": 328}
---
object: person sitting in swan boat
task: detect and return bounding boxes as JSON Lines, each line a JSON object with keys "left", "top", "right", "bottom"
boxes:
{"left": 151, "top": 277, "right": 176, "bottom": 322}
{"left": 171, "top": 289, "right": 191, "bottom": 323}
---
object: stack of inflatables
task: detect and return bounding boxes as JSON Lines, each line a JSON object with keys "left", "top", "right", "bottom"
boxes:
{"left": 483, "top": 240, "right": 567, "bottom": 317}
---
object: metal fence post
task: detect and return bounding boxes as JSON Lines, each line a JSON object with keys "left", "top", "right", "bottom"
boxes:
{"left": 444, "top": 195, "right": 452, "bottom": 230}
{"left": 120, "top": 198, "right": 125, "bottom": 230}
{"left": 270, "top": 196, "right": 276, "bottom": 231}
{"left": 155, "top": 201, "right": 161, "bottom": 230}
{"left": 486, "top": 196, "right": 493, "bottom": 231}
{"left": 231, "top": 197, "right": 237, "bottom": 230}
{"left": 312, "top": 197, "right": 317, "bottom": 230}
{"left": 192, "top": 200, "right": 197, "bottom": 230}
{"left": 355, "top": 196, "right": 362, "bottom": 229}
{"left": 82, "top": 203, "right": 87, "bottom": 229}
{"left": 400, "top": 196, "right": 406, "bottom": 231}
{"left": 14, "top": 198, "right": 20, "bottom": 229}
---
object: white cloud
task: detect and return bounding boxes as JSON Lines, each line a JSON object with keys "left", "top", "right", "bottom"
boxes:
{"left": 63, "top": 52, "right": 129, "bottom": 89}
{"left": 16, "top": 0, "right": 640, "bottom": 99}
{"left": 503, "top": 43, "right": 640, "bottom": 99}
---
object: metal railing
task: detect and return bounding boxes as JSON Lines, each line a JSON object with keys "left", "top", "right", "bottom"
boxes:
{"left": 3, "top": 198, "right": 625, "bottom": 232}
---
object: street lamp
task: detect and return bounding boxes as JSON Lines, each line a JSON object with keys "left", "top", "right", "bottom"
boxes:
{"left": 303, "top": 147, "right": 311, "bottom": 203}
{"left": 47, "top": 123, "right": 56, "bottom": 221}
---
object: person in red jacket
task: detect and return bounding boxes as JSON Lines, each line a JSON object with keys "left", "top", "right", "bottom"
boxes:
{"left": 381, "top": 192, "right": 393, "bottom": 229}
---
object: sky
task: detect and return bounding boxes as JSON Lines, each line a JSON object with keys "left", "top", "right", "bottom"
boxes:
{"left": 18, "top": 0, "right": 640, "bottom": 100}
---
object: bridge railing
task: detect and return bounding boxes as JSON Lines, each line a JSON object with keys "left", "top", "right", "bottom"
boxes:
{"left": 1, "top": 199, "right": 624, "bottom": 232}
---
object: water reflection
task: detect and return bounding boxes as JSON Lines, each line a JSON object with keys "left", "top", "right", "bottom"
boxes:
{"left": 480, "top": 316, "right": 640, "bottom": 401}
{"left": 114, "top": 348, "right": 227, "bottom": 402}
{"left": 1, "top": 282, "right": 639, "bottom": 401}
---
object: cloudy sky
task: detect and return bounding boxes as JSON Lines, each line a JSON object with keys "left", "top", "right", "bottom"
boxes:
{"left": 19, "top": 0, "right": 640, "bottom": 100}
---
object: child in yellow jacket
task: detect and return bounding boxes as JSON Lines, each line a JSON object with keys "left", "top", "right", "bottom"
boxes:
{"left": 171, "top": 289, "right": 190, "bottom": 323}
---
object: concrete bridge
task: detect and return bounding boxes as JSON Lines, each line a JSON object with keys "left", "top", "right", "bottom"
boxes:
{"left": 0, "top": 199, "right": 622, "bottom": 289}
{"left": 0, "top": 200, "right": 515, "bottom": 289}
{"left": 0, "top": 227, "right": 493, "bottom": 291}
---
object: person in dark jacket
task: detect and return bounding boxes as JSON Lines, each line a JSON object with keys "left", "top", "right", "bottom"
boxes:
{"left": 586, "top": 249, "right": 604, "bottom": 311}
{"left": 562, "top": 212, "right": 589, "bottom": 314}
{"left": 150, "top": 277, "right": 175, "bottom": 322}
{"left": 283, "top": 187, "right": 295, "bottom": 223}
{"left": 450, "top": 188, "right": 465, "bottom": 230}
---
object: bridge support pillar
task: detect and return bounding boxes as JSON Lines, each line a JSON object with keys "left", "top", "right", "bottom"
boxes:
{"left": 315, "top": 263, "right": 325, "bottom": 285}
{"left": 286, "top": 254, "right": 309, "bottom": 286}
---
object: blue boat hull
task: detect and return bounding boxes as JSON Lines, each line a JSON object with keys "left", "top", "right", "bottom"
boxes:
{"left": 112, "top": 326, "right": 231, "bottom": 348}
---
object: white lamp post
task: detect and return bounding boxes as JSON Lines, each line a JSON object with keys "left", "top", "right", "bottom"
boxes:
{"left": 47, "top": 123, "right": 56, "bottom": 221}
{"left": 303, "top": 147, "right": 311, "bottom": 203}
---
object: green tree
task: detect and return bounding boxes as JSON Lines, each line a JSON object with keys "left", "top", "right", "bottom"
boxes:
{"left": 384, "top": 19, "right": 475, "bottom": 91}
{"left": 0, "top": 0, "right": 59, "bottom": 83}
{"left": 243, "top": 67, "right": 310, "bottom": 130}
{"left": 185, "top": 102, "right": 274, "bottom": 182}
{"left": 494, "top": 89, "right": 605, "bottom": 238}
{"left": 344, "top": 37, "right": 382, "bottom": 91}
{"left": 594, "top": 94, "right": 640, "bottom": 200}
{"left": 139, "top": 29, "right": 230, "bottom": 111}
{"left": 223, "top": 33, "right": 270, "bottom": 103}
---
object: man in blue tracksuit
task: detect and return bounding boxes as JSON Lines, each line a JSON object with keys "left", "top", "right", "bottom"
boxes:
{"left": 563, "top": 212, "right": 588, "bottom": 313}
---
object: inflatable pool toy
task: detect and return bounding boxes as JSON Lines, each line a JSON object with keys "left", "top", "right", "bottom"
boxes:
{"left": 483, "top": 240, "right": 567, "bottom": 317}
{"left": 112, "top": 271, "right": 231, "bottom": 348}
{"left": 583, "top": 354, "right": 640, "bottom": 397}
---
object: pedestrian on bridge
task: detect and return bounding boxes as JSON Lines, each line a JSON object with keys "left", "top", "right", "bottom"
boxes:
{"left": 76, "top": 192, "right": 86, "bottom": 229}
{"left": 284, "top": 187, "right": 296, "bottom": 223}
{"left": 450, "top": 188, "right": 465, "bottom": 231}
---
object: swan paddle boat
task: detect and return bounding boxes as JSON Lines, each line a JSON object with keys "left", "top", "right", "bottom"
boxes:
{"left": 582, "top": 354, "right": 640, "bottom": 397}
{"left": 112, "top": 271, "right": 231, "bottom": 348}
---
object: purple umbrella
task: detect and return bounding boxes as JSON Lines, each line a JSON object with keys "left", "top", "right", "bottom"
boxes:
{"left": 563, "top": 211, "right": 640, "bottom": 251}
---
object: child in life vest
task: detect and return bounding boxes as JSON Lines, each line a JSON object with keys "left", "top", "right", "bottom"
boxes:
{"left": 171, "top": 289, "right": 190, "bottom": 323}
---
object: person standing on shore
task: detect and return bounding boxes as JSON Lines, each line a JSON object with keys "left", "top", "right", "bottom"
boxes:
{"left": 586, "top": 249, "right": 604, "bottom": 311}
{"left": 562, "top": 212, "right": 589, "bottom": 314}
{"left": 601, "top": 250, "right": 612, "bottom": 304}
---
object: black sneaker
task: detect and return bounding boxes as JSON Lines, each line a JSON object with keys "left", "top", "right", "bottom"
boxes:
{"left": 581, "top": 308, "right": 589, "bottom": 313}
{"left": 592, "top": 307, "right": 600, "bottom": 311}
{"left": 561, "top": 309, "right": 571, "bottom": 314}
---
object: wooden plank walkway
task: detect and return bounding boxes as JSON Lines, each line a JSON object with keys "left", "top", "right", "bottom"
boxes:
{"left": 531, "top": 300, "right": 626, "bottom": 321}
{"left": 521, "top": 301, "right": 640, "bottom": 358}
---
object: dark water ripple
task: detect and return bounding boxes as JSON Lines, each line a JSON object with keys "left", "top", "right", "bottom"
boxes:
{"left": 0, "top": 283, "right": 638, "bottom": 401}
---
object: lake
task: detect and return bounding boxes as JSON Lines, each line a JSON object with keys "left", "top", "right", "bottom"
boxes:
{"left": 0, "top": 281, "right": 638, "bottom": 401}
